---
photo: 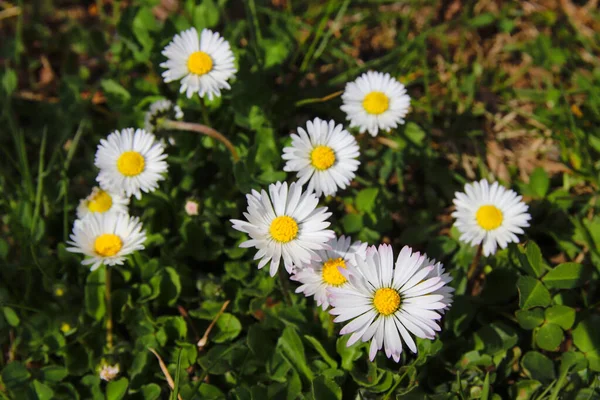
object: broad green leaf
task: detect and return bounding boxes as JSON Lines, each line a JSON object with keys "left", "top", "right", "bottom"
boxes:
{"left": 100, "top": 79, "right": 131, "bottom": 104}
{"left": 517, "top": 276, "right": 551, "bottom": 309}
{"left": 341, "top": 214, "right": 363, "bottom": 233}
{"left": 572, "top": 315, "right": 600, "bottom": 352}
{"left": 213, "top": 313, "right": 242, "bottom": 343}
{"left": 31, "top": 380, "right": 54, "bottom": 400}
{"left": 516, "top": 308, "right": 545, "bottom": 330}
{"left": 473, "top": 322, "right": 518, "bottom": 354}
{"left": 193, "top": 0, "right": 219, "bottom": 29}
{"left": 404, "top": 122, "right": 426, "bottom": 146}
{"left": 85, "top": 267, "right": 106, "bottom": 321}
{"left": 158, "top": 267, "right": 182, "bottom": 306}
{"left": 545, "top": 305, "right": 575, "bottom": 330}
{"left": 521, "top": 351, "right": 556, "bottom": 382}
{"left": 277, "top": 326, "right": 314, "bottom": 381}
{"left": 481, "top": 372, "right": 490, "bottom": 400}
{"left": 263, "top": 39, "right": 291, "bottom": 69}
{"left": 356, "top": 188, "right": 379, "bottom": 214}
{"left": 198, "top": 383, "right": 225, "bottom": 399}
{"left": 40, "top": 366, "right": 68, "bottom": 383}
{"left": 106, "top": 377, "right": 128, "bottom": 400}
{"left": 529, "top": 167, "right": 549, "bottom": 197}
{"left": 336, "top": 336, "right": 362, "bottom": 371}
{"left": 509, "top": 380, "right": 542, "bottom": 400}
{"left": 3, "top": 306, "right": 20, "bottom": 327}
{"left": 1, "top": 68, "right": 17, "bottom": 95}
{"left": 311, "top": 376, "right": 342, "bottom": 400}
{"left": 526, "top": 242, "right": 544, "bottom": 277}
{"left": 304, "top": 335, "right": 337, "bottom": 369}
{"left": 559, "top": 351, "right": 588, "bottom": 375}
{"left": 542, "top": 262, "right": 589, "bottom": 289}
{"left": 585, "top": 350, "right": 600, "bottom": 372}
{"left": 140, "top": 383, "right": 162, "bottom": 400}
{"left": 1, "top": 362, "right": 30, "bottom": 389}
{"left": 535, "top": 323, "right": 563, "bottom": 351}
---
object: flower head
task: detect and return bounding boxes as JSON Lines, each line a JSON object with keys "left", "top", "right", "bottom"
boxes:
{"left": 76, "top": 187, "right": 129, "bottom": 220}
{"left": 67, "top": 212, "right": 146, "bottom": 271}
{"left": 99, "top": 363, "right": 119, "bottom": 381}
{"left": 185, "top": 199, "right": 200, "bottom": 216}
{"left": 144, "top": 99, "right": 184, "bottom": 134}
{"left": 452, "top": 179, "right": 531, "bottom": 256}
{"left": 341, "top": 71, "right": 411, "bottom": 136}
{"left": 95, "top": 128, "right": 168, "bottom": 200}
{"left": 161, "top": 28, "right": 236, "bottom": 99}
{"left": 282, "top": 118, "right": 360, "bottom": 197}
{"left": 328, "top": 244, "right": 453, "bottom": 362}
{"left": 230, "top": 181, "right": 335, "bottom": 276}
{"left": 291, "top": 236, "right": 367, "bottom": 310}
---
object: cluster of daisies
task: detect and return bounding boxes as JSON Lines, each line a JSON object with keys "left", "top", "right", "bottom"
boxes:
{"left": 65, "top": 26, "right": 533, "bottom": 364}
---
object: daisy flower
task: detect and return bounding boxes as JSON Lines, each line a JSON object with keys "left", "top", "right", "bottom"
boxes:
{"left": 76, "top": 187, "right": 129, "bottom": 220}
{"left": 95, "top": 128, "right": 168, "bottom": 200}
{"left": 282, "top": 118, "right": 360, "bottom": 197}
{"left": 452, "top": 179, "right": 531, "bottom": 256}
{"left": 328, "top": 244, "right": 453, "bottom": 362}
{"left": 341, "top": 71, "right": 411, "bottom": 136}
{"left": 144, "top": 99, "right": 184, "bottom": 134}
{"left": 230, "top": 181, "right": 335, "bottom": 277}
{"left": 423, "top": 256, "right": 454, "bottom": 313}
{"left": 67, "top": 212, "right": 146, "bottom": 271}
{"left": 99, "top": 363, "right": 119, "bottom": 382}
{"left": 161, "top": 28, "right": 236, "bottom": 100}
{"left": 290, "top": 236, "right": 367, "bottom": 310}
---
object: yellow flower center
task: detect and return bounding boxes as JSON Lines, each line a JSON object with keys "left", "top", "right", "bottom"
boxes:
{"left": 55, "top": 288, "right": 65, "bottom": 297}
{"left": 117, "top": 151, "right": 145, "bottom": 177}
{"left": 60, "top": 323, "right": 71, "bottom": 333}
{"left": 86, "top": 190, "right": 113, "bottom": 213}
{"left": 363, "top": 91, "right": 389, "bottom": 115}
{"left": 373, "top": 288, "right": 401, "bottom": 316}
{"left": 187, "top": 51, "right": 213, "bottom": 75}
{"left": 310, "top": 145, "right": 336, "bottom": 171}
{"left": 321, "top": 258, "right": 347, "bottom": 286}
{"left": 269, "top": 216, "right": 299, "bottom": 243}
{"left": 475, "top": 205, "right": 503, "bottom": 231}
{"left": 94, "top": 234, "right": 123, "bottom": 257}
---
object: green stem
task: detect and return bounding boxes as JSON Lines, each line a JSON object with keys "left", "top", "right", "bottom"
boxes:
{"left": 467, "top": 244, "right": 483, "bottom": 294}
{"left": 105, "top": 266, "right": 113, "bottom": 351}
{"left": 162, "top": 120, "right": 239, "bottom": 162}
{"left": 278, "top": 267, "right": 292, "bottom": 306}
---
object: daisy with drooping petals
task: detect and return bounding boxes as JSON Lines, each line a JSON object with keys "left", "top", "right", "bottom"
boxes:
{"left": 76, "top": 187, "right": 129, "bottom": 220}
{"left": 341, "top": 71, "right": 411, "bottom": 137}
{"left": 452, "top": 179, "right": 531, "bottom": 256}
{"left": 95, "top": 128, "right": 168, "bottom": 200}
{"left": 67, "top": 212, "right": 146, "bottom": 271}
{"left": 144, "top": 99, "right": 184, "bottom": 134}
{"left": 161, "top": 28, "right": 237, "bottom": 100}
{"left": 328, "top": 244, "right": 453, "bottom": 362}
{"left": 282, "top": 118, "right": 360, "bottom": 197}
{"left": 291, "top": 236, "right": 367, "bottom": 310}
{"left": 230, "top": 181, "right": 335, "bottom": 277}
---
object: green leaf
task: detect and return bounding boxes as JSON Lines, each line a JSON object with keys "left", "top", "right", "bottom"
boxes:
{"left": 509, "top": 380, "right": 542, "bottom": 400}
{"left": 158, "top": 267, "right": 182, "bottom": 306}
{"left": 193, "top": 0, "right": 219, "bottom": 29}
{"left": 140, "top": 384, "right": 162, "bottom": 400}
{"left": 572, "top": 315, "right": 600, "bottom": 352}
{"left": 517, "top": 276, "right": 552, "bottom": 309}
{"left": 1, "top": 68, "right": 17, "bottom": 95}
{"left": 529, "top": 167, "right": 550, "bottom": 197}
{"left": 516, "top": 308, "right": 545, "bottom": 330}
{"left": 355, "top": 188, "right": 379, "bottom": 214}
{"left": 521, "top": 351, "right": 556, "bottom": 382}
{"left": 100, "top": 79, "right": 131, "bottom": 104}
{"left": 560, "top": 351, "right": 588, "bottom": 375}
{"left": 106, "top": 377, "right": 129, "bottom": 400}
{"left": 545, "top": 305, "right": 576, "bottom": 330}
{"left": 40, "top": 366, "right": 68, "bottom": 383}
{"left": 3, "top": 306, "right": 20, "bottom": 327}
{"left": 277, "top": 326, "right": 314, "bottom": 382}
{"left": 197, "top": 383, "right": 225, "bottom": 399}
{"left": 525, "top": 242, "right": 544, "bottom": 277}
{"left": 585, "top": 350, "right": 600, "bottom": 372}
{"left": 341, "top": 214, "right": 363, "bottom": 233}
{"left": 403, "top": 122, "right": 426, "bottom": 146}
{"left": 304, "top": 335, "right": 338, "bottom": 369}
{"left": 30, "top": 380, "right": 54, "bottom": 400}
{"left": 213, "top": 313, "right": 242, "bottom": 343}
{"left": 535, "top": 323, "right": 563, "bottom": 351}
{"left": 336, "top": 336, "right": 362, "bottom": 371}
{"left": 2, "top": 362, "right": 30, "bottom": 389}
{"left": 481, "top": 372, "right": 490, "bottom": 400}
{"left": 263, "top": 39, "right": 291, "bottom": 69}
{"left": 85, "top": 267, "right": 106, "bottom": 321}
{"left": 542, "top": 262, "right": 589, "bottom": 289}
{"left": 171, "top": 350, "right": 182, "bottom": 400}
{"left": 311, "top": 376, "right": 342, "bottom": 400}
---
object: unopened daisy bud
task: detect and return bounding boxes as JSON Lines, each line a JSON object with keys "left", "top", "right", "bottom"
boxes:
{"left": 341, "top": 71, "right": 411, "bottom": 136}
{"left": 144, "top": 99, "right": 184, "bottom": 134}
{"left": 452, "top": 179, "right": 531, "bottom": 256}
{"left": 161, "top": 28, "right": 237, "bottom": 99}
{"left": 185, "top": 199, "right": 200, "bottom": 216}
{"left": 230, "top": 181, "right": 335, "bottom": 276}
{"left": 76, "top": 187, "right": 129, "bottom": 220}
{"left": 99, "top": 363, "right": 119, "bottom": 381}
{"left": 60, "top": 322, "right": 71, "bottom": 333}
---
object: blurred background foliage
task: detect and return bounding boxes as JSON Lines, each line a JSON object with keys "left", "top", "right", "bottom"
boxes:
{"left": 0, "top": 0, "right": 600, "bottom": 398}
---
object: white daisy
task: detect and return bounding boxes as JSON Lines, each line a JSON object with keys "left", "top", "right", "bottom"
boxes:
{"left": 423, "top": 256, "right": 454, "bottom": 313}
{"left": 76, "top": 187, "right": 129, "bottom": 220}
{"left": 328, "top": 244, "right": 452, "bottom": 362}
{"left": 161, "top": 28, "right": 236, "bottom": 100}
{"left": 230, "top": 181, "right": 335, "bottom": 277}
{"left": 99, "top": 363, "right": 119, "bottom": 381}
{"left": 95, "top": 128, "right": 168, "bottom": 200}
{"left": 452, "top": 179, "right": 531, "bottom": 256}
{"left": 341, "top": 71, "right": 411, "bottom": 136}
{"left": 67, "top": 212, "right": 146, "bottom": 271}
{"left": 282, "top": 118, "right": 360, "bottom": 197}
{"left": 290, "top": 236, "right": 367, "bottom": 310}
{"left": 144, "top": 99, "right": 184, "bottom": 133}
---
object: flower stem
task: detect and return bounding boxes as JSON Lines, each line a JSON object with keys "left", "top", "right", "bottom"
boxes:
{"left": 278, "top": 268, "right": 292, "bottom": 306}
{"left": 467, "top": 244, "right": 483, "bottom": 280}
{"left": 162, "top": 119, "right": 239, "bottom": 162}
{"left": 105, "top": 266, "right": 113, "bottom": 351}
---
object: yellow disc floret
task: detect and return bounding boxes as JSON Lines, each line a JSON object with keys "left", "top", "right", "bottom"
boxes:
{"left": 87, "top": 190, "right": 113, "bottom": 213}
{"left": 117, "top": 151, "right": 145, "bottom": 177}
{"left": 476, "top": 205, "right": 503, "bottom": 231}
{"left": 363, "top": 91, "right": 390, "bottom": 115}
{"left": 269, "top": 216, "right": 299, "bottom": 243}
{"left": 373, "top": 287, "right": 401, "bottom": 316}
{"left": 94, "top": 234, "right": 123, "bottom": 257}
{"left": 322, "top": 258, "right": 347, "bottom": 286}
{"left": 310, "top": 145, "right": 336, "bottom": 171}
{"left": 187, "top": 51, "right": 214, "bottom": 76}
